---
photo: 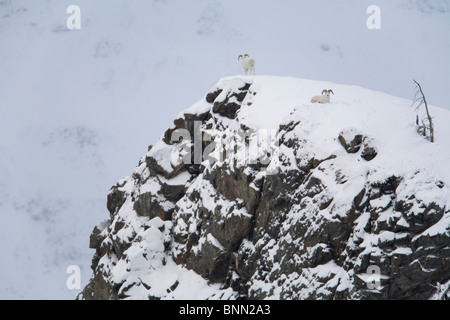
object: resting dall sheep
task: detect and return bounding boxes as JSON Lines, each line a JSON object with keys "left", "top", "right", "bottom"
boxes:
{"left": 311, "top": 89, "right": 334, "bottom": 104}
{"left": 238, "top": 54, "right": 255, "bottom": 75}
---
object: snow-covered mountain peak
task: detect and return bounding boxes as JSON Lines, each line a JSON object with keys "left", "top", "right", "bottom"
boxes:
{"left": 79, "top": 76, "right": 450, "bottom": 300}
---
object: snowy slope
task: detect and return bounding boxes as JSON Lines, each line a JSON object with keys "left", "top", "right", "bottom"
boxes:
{"left": 80, "top": 75, "right": 450, "bottom": 300}
{"left": 234, "top": 76, "right": 450, "bottom": 186}
{"left": 0, "top": 0, "right": 449, "bottom": 299}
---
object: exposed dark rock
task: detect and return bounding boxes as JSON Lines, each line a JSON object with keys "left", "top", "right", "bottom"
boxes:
{"left": 211, "top": 82, "right": 253, "bottom": 119}
{"left": 372, "top": 176, "right": 402, "bottom": 195}
{"left": 206, "top": 89, "right": 223, "bottom": 103}
{"left": 297, "top": 155, "right": 337, "bottom": 172}
{"left": 162, "top": 111, "right": 211, "bottom": 146}
{"left": 339, "top": 129, "right": 378, "bottom": 161}
{"left": 339, "top": 128, "right": 364, "bottom": 153}
{"left": 81, "top": 269, "right": 121, "bottom": 300}
{"left": 89, "top": 221, "right": 109, "bottom": 249}
{"left": 145, "top": 153, "right": 183, "bottom": 179}
{"left": 107, "top": 185, "right": 126, "bottom": 218}
{"left": 361, "top": 138, "right": 378, "bottom": 161}
{"left": 213, "top": 100, "right": 241, "bottom": 119}
{"left": 133, "top": 192, "right": 173, "bottom": 220}
{"left": 205, "top": 165, "right": 261, "bottom": 216}
{"left": 160, "top": 182, "right": 186, "bottom": 203}
{"left": 209, "top": 206, "right": 253, "bottom": 252}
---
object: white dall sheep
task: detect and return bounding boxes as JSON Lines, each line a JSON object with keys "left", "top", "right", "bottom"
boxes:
{"left": 238, "top": 54, "right": 255, "bottom": 75}
{"left": 311, "top": 89, "right": 334, "bottom": 104}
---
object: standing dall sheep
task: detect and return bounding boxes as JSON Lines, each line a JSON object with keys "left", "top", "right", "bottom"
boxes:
{"left": 311, "top": 89, "right": 334, "bottom": 104}
{"left": 238, "top": 54, "right": 255, "bottom": 75}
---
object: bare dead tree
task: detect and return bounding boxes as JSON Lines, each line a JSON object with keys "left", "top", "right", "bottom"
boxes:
{"left": 413, "top": 80, "right": 434, "bottom": 143}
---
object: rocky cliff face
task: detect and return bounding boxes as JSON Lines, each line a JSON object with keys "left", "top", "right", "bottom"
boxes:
{"left": 78, "top": 76, "right": 450, "bottom": 300}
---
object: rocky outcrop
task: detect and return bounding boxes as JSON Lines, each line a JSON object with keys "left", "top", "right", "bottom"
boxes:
{"left": 211, "top": 82, "right": 253, "bottom": 119}
{"left": 339, "top": 128, "right": 378, "bottom": 161}
{"left": 78, "top": 77, "right": 450, "bottom": 300}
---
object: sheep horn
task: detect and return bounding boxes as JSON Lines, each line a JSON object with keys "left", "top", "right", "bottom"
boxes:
{"left": 244, "top": 54, "right": 249, "bottom": 57}
{"left": 328, "top": 89, "right": 334, "bottom": 95}
{"left": 238, "top": 55, "right": 243, "bottom": 60}
{"left": 322, "top": 90, "right": 328, "bottom": 95}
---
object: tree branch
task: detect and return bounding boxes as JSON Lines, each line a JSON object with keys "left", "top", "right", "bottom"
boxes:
{"left": 413, "top": 80, "right": 434, "bottom": 142}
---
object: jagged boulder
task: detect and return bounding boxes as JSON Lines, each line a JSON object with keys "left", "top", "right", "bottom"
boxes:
{"left": 209, "top": 79, "right": 253, "bottom": 119}
{"left": 339, "top": 128, "right": 378, "bottom": 161}
{"left": 360, "top": 137, "right": 378, "bottom": 161}
{"left": 339, "top": 128, "right": 364, "bottom": 153}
